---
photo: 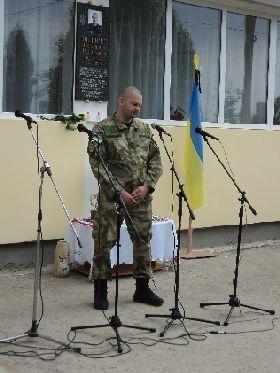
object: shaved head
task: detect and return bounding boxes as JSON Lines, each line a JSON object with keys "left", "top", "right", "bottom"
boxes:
{"left": 119, "top": 86, "right": 142, "bottom": 100}
{"left": 116, "top": 85, "right": 142, "bottom": 122}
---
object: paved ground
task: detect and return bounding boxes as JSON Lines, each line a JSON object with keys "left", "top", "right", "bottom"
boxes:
{"left": 0, "top": 243, "right": 279, "bottom": 373}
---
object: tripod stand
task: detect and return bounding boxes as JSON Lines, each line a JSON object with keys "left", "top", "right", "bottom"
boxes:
{"left": 72, "top": 125, "right": 156, "bottom": 353}
{"left": 145, "top": 132, "right": 220, "bottom": 337}
{"left": 1, "top": 112, "right": 81, "bottom": 349}
{"left": 199, "top": 135, "right": 275, "bottom": 326}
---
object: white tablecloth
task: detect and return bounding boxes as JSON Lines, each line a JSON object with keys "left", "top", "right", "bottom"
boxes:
{"left": 65, "top": 218, "right": 177, "bottom": 267}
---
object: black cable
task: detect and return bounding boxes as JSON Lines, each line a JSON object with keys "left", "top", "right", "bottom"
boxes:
{"left": 209, "top": 317, "right": 278, "bottom": 335}
{"left": 102, "top": 309, "right": 110, "bottom": 322}
{"left": 218, "top": 140, "right": 235, "bottom": 178}
{"left": 66, "top": 318, "right": 205, "bottom": 357}
{"left": 66, "top": 329, "right": 131, "bottom": 358}
{"left": 0, "top": 331, "right": 80, "bottom": 361}
{"left": 123, "top": 321, "right": 208, "bottom": 346}
{"left": 0, "top": 340, "right": 73, "bottom": 361}
{"left": 37, "top": 233, "right": 45, "bottom": 327}
{"left": 195, "top": 313, "right": 279, "bottom": 336}
{"left": 216, "top": 138, "right": 251, "bottom": 263}
{"left": 3, "top": 314, "right": 275, "bottom": 361}
{"left": 67, "top": 326, "right": 203, "bottom": 356}
{"left": 37, "top": 122, "right": 39, "bottom": 175}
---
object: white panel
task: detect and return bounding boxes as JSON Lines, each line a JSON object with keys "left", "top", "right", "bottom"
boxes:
{"left": 267, "top": 20, "right": 277, "bottom": 128}
{"left": 218, "top": 10, "right": 227, "bottom": 124}
{"left": 83, "top": 122, "right": 99, "bottom": 217}
{"left": 164, "top": 0, "right": 172, "bottom": 121}
{"left": 74, "top": 0, "right": 109, "bottom": 217}
{"left": 0, "top": 0, "right": 4, "bottom": 112}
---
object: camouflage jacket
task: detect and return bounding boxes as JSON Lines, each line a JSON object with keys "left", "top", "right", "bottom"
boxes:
{"left": 87, "top": 115, "right": 163, "bottom": 201}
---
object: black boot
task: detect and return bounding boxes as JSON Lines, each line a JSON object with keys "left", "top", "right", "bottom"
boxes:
{"left": 94, "top": 279, "right": 109, "bottom": 310}
{"left": 133, "top": 278, "right": 164, "bottom": 306}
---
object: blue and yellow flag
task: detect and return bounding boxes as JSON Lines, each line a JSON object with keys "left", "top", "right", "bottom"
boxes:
{"left": 184, "top": 56, "right": 204, "bottom": 210}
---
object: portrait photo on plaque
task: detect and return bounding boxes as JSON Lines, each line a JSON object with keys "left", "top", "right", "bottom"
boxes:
{"left": 88, "top": 9, "right": 103, "bottom": 36}
{"left": 75, "top": 3, "right": 109, "bottom": 101}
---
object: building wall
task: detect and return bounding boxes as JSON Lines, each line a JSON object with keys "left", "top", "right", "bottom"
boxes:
{"left": 0, "top": 118, "right": 86, "bottom": 244}
{"left": 1, "top": 118, "right": 279, "bottom": 244}
{"left": 1, "top": 1, "right": 280, "bottom": 245}
{"left": 153, "top": 125, "right": 280, "bottom": 229}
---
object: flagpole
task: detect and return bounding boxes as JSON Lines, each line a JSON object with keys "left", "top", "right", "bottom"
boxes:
{"left": 180, "top": 54, "right": 216, "bottom": 260}
{"left": 181, "top": 217, "right": 216, "bottom": 259}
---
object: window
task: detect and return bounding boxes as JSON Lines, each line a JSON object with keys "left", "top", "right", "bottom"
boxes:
{"left": 1, "top": 0, "right": 278, "bottom": 127}
{"left": 170, "top": 2, "right": 221, "bottom": 122}
{"left": 225, "top": 13, "right": 269, "bottom": 124}
{"left": 274, "top": 22, "right": 280, "bottom": 125}
{"left": 2, "top": 0, "right": 75, "bottom": 114}
{"left": 107, "top": 0, "right": 166, "bottom": 119}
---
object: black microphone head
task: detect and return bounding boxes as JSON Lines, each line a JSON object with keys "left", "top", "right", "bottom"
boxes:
{"left": 195, "top": 127, "right": 201, "bottom": 134}
{"left": 151, "top": 123, "right": 162, "bottom": 131}
{"left": 15, "top": 110, "right": 22, "bottom": 117}
{"left": 77, "top": 123, "right": 87, "bottom": 132}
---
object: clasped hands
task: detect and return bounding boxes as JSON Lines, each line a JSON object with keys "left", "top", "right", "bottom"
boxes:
{"left": 120, "top": 186, "right": 149, "bottom": 206}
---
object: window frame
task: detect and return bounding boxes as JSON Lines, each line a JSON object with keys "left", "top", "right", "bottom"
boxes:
{"left": 167, "top": 0, "right": 280, "bottom": 130}
{"left": 0, "top": 0, "right": 4, "bottom": 113}
{"left": 1, "top": 0, "right": 280, "bottom": 131}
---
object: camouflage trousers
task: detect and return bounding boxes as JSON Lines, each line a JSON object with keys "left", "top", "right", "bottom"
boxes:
{"left": 92, "top": 197, "right": 153, "bottom": 280}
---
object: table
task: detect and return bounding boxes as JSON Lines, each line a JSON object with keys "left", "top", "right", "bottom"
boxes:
{"left": 65, "top": 217, "right": 177, "bottom": 270}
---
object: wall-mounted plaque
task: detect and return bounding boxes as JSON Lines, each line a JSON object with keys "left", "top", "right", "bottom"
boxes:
{"left": 75, "top": 3, "right": 109, "bottom": 101}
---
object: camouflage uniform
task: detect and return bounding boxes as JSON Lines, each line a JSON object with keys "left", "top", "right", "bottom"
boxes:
{"left": 87, "top": 114, "right": 163, "bottom": 280}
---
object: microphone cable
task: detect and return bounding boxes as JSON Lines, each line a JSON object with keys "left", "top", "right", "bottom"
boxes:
{"left": 214, "top": 139, "right": 249, "bottom": 260}
{"left": 169, "top": 135, "right": 178, "bottom": 272}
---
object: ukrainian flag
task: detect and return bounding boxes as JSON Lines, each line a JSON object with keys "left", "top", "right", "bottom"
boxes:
{"left": 184, "top": 59, "right": 204, "bottom": 210}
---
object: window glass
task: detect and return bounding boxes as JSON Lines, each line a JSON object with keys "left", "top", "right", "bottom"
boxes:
{"left": 108, "top": 0, "right": 166, "bottom": 119}
{"left": 3, "top": 0, "right": 75, "bottom": 114}
{"left": 171, "top": 2, "right": 220, "bottom": 122}
{"left": 225, "top": 13, "right": 269, "bottom": 124}
{"left": 274, "top": 22, "right": 280, "bottom": 125}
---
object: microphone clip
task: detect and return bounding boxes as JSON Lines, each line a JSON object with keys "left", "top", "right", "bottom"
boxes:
{"left": 151, "top": 123, "right": 172, "bottom": 138}
{"left": 15, "top": 110, "right": 37, "bottom": 129}
{"left": 195, "top": 127, "right": 219, "bottom": 141}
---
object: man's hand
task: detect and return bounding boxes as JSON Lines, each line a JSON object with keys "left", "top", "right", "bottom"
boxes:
{"left": 132, "top": 186, "right": 149, "bottom": 204}
{"left": 120, "top": 189, "right": 137, "bottom": 206}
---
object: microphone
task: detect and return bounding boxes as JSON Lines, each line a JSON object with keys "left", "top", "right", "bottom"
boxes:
{"left": 195, "top": 127, "right": 219, "bottom": 141}
{"left": 151, "top": 123, "right": 172, "bottom": 138}
{"left": 15, "top": 110, "right": 36, "bottom": 124}
{"left": 77, "top": 123, "right": 93, "bottom": 140}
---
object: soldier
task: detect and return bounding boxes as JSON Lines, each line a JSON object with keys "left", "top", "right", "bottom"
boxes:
{"left": 87, "top": 86, "right": 164, "bottom": 310}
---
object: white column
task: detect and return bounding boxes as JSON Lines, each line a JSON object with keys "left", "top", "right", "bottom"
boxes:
{"left": 163, "top": 0, "right": 172, "bottom": 122}
{"left": 0, "top": 0, "right": 4, "bottom": 113}
{"left": 267, "top": 20, "right": 277, "bottom": 129}
{"left": 218, "top": 10, "right": 227, "bottom": 125}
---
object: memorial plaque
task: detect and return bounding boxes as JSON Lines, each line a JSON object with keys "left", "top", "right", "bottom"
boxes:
{"left": 75, "top": 3, "right": 109, "bottom": 101}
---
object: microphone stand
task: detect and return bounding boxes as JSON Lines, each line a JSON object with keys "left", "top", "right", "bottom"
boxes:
{"left": 145, "top": 132, "right": 220, "bottom": 337}
{"left": 199, "top": 135, "right": 275, "bottom": 325}
{"left": 71, "top": 129, "right": 156, "bottom": 354}
{"left": 0, "top": 114, "right": 80, "bottom": 350}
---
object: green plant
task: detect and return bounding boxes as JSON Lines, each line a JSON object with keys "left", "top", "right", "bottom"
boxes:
{"left": 40, "top": 113, "right": 85, "bottom": 130}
